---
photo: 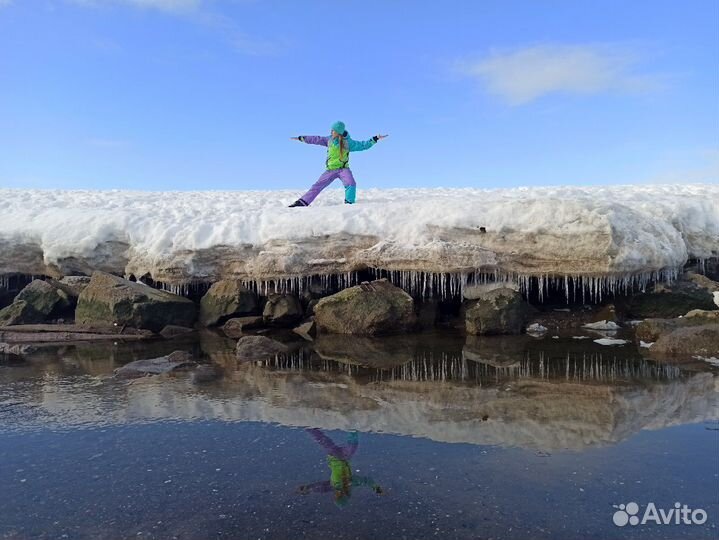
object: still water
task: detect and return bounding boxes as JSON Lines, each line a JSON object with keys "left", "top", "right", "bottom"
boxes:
{"left": 1, "top": 331, "right": 717, "bottom": 539}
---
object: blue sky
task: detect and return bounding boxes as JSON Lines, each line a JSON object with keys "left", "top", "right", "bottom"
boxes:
{"left": 1, "top": 0, "right": 717, "bottom": 191}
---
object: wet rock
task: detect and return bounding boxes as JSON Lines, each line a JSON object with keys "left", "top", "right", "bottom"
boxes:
{"left": 191, "top": 364, "right": 223, "bottom": 384}
{"left": 76, "top": 271, "right": 197, "bottom": 333}
{"left": 113, "top": 350, "right": 196, "bottom": 378}
{"left": 222, "top": 316, "right": 265, "bottom": 338}
{"left": 199, "top": 280, "right": 258, "bottom": 327}
{"left": 620, "top": 272, "right": 718, "bottom": 318}
{"left": 263, "top": 294, "right": 303, "bottom": 327}
{"left": 463, "top": 282, "right": 519, "bottom": 300}
{"left": 314, "top": 279, "right": 417, "bottom": 336}
{"left": 15, "top": 279, "right": 71, "bottom": 317}
{"left": 650, "top": 325, "right": 719, "bottom": 357}
{"left": 58, "top": 276, "right": 92, "bottom": 297}
{"left": 293, "top": 319, "right": 317, "bottom": 341}
{"left": 635, "top": 318, "right": 684, "bottom": 343}
{"left": 235, "top": 335, "right": 289, "bottom": 361}
{"left": 634, "top": 310, "right": 718, "bottom": 343}
{"left": 159, "top": 325, "right": 195, "bottom": 338}
{"left": 465, "top": 288, "right": 531, "bottom": 335}
{"left": 0, "top": 300, "right": 46, "bottom": 326}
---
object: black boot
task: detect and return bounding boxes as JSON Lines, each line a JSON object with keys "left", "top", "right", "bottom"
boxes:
{"left": 288, "top": 199, "right": 308, "bottom": 208}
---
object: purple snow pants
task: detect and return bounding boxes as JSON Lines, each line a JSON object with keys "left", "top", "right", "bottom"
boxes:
{"left": 301, "top": 168, "right": 356, "bottom": 205}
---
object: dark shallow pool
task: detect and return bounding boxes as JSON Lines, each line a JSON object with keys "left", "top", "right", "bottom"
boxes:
{"left": 1, "top": 332, "right": 717, "bottom": 539}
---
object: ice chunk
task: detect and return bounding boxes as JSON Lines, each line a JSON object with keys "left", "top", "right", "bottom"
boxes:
{"left": 594, "top": 338, "right": 629, "bottom": 346}
{"left": 583, "top": 320, "right": 621, "bottom": 330}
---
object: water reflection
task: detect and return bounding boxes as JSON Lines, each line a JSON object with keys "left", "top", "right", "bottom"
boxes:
{"left": 298, "top": 429, "right": 383, "bottom": 507}
{"left": 1, "top": 332, "right": 717, "bottom": 451}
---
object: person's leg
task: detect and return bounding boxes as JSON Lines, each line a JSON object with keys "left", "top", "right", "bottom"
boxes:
{"left": 300, "top": 170, "right": 340, "bottom": 205}
{"left": 340, "top": 432, "right": 359, "bottom": 459}
{"left": 306, "top": 428, "right": 346, "bottom": 459}
{"left": 338, "top": 168, "right": 356, "bottom": 204}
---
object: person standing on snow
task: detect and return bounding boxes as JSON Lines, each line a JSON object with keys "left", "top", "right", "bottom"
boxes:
{"left": 288, "top": 121, "right": 388, "bottom": 207}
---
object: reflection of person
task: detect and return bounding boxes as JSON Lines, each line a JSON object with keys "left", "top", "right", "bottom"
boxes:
{"left": 297, "top": 428, "right": 382, "bottom": 508}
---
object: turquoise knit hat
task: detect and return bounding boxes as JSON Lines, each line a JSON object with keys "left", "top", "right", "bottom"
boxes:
{"left": 331, "top": 121, "right": 346, "bottom": 135}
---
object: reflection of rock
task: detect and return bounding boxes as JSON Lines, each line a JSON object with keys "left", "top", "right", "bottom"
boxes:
{"left": 222, "top": 316, "right": 264, "bottom": 338}
{"left": 113, "top": 350, "right": 196, "bottom": 378}
{"left": 620, "top": 272, "right": 718, "bottom": 318}
{"left": 293, "top": 319, "right": 317, "bottom": 341}
{"left": 198, "top": 329, "right": 237, "bottom": 367}
{"left": 191, "top": 364, "right": 223, "bottom": 384}
{"left": 12, "top": 337, "right": 719, "bottom": 451}
{"left": 314, "top": 279, "right": 416, "bottom": 336}
{"left": 236, "top": 335, "right": 289, "bottom": 361}
{"left": 312, "top": 334, "right": 416, "bottom": 369}
{"left": 159, "top": 325, "right": 194, "bottom": 338}
{"left": 465, "top": 288, "right": 530, "bottom": 335}
{"left": 199, "top": 280, "right": 257, "bottom": 326}
{"left": 76, "top": 272, "right": 196, "bottom": 332}
{"left": 462, "top": 335, "right": 531, "bottom": 367}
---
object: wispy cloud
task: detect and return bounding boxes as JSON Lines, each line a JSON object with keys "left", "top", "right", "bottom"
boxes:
{"left": 0, "top": 0, "right": 13, "bottom": 7}
{"left": 67, "top": 0, "right": 283, "bottom": 55}
{"left": 458, "top": 44, "right": 659, "bottom": 105}
{"left": 70, "top": 0, "right": 201, "bottom": 13}
{"left": 86, "top": 137, "right": 130, "bottom": 148}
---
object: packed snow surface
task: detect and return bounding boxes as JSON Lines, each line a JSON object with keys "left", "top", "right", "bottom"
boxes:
{"left": 0, "top": 184, "right": 717, "bottom": 291}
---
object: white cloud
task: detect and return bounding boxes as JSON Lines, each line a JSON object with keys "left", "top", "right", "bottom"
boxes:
{"left": 459, "top": 44, "right": 657, "bottom": 105}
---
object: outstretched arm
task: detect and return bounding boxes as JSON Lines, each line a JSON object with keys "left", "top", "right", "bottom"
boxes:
{"left": 352, "top": 475, "right": 383, "bottom": 494}
{"left": 347, "top": 134, "right": 388, "bottom": 152}
{"left": 292, "top": 135, "right": 329, "bottom": 146}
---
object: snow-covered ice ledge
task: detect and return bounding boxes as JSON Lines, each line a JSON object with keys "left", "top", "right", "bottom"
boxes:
{"left": 1, "top": 184, "right": 717, "bottom": 298}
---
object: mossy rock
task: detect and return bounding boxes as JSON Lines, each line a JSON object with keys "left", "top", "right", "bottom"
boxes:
{"left": 75, "top": 271, "right": 196, "bottom": 333}
{"left": 465, "top": 288, "right": 531, "bottom": 335}
{"left": 199, "top": 280, "right": 258, "bottom": 326}
{"left": 314, "top": 279, "right": 417, "bottom": 336}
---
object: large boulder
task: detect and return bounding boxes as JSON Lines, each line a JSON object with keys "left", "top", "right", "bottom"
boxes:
{"left": 263, "top": 294, "right": 303, "bottom": 327}
{"left": 314, "top": 279, "right": 417, "bottom": 336}
{"left": 620, "top": 272, "right": 718, "bottom": 318}
{"left": 635, "top": 310, "right": 718, "bottom": 342}
{"left": 58, "top": 276, "right": 92, "bottom": 297}
{"left": 465, "top": 287, "right": 531, "bottom": 335}
{"left": 199, "top": 280, "right": 258, "bottom": 326}
{"left": 75, "top": 272, "right": 197, "bottom": 333}
{"left": 650, "top": 325, "right": 719, "bottom": 357}
{"left": 0, "top": 300, "right": 46, "bottom": 326}
{"left": 0, "top": 279, "right": 73, "bottom": 324}
{"left": 235, "top": 335, "right": 289, "bottom": 361}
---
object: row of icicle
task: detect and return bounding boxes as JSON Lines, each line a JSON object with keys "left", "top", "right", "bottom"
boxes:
{"left": 255, "top": 349, "right": 684, "bottom": 383}
{"left": 151, "top": 266, "right": 682, "bottom": 304}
